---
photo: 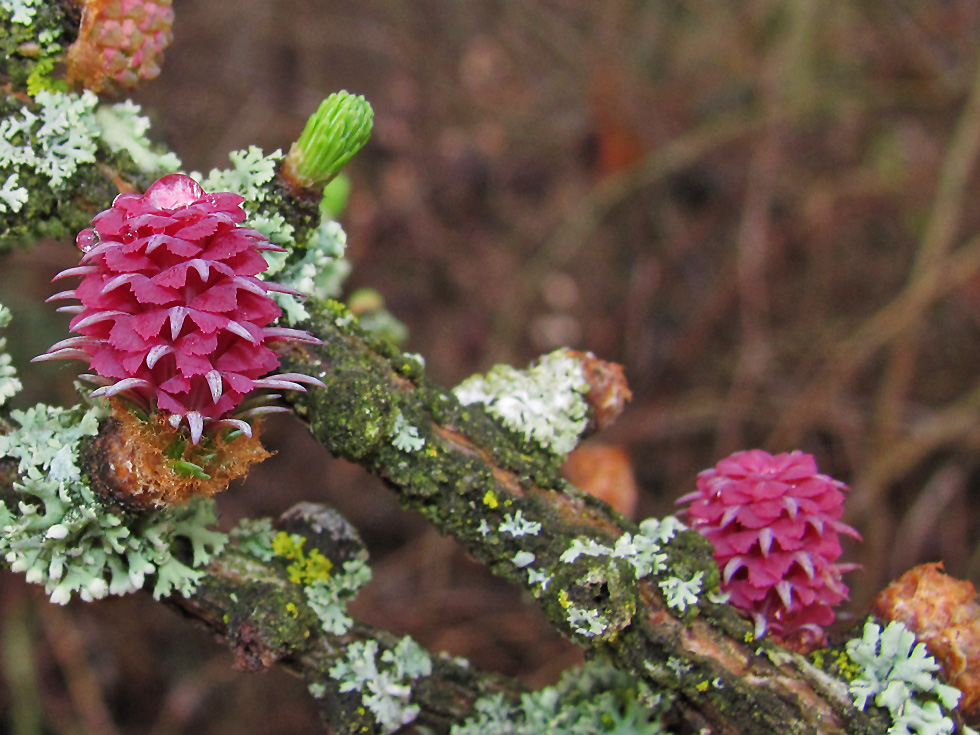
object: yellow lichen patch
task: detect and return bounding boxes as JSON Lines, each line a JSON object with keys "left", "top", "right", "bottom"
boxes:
{"left": 483, "top": 490, "right": 499, "bottom": 509}
{"left": 273, "top": 532, "right": 333, "bottom": 585}
{"left": 272, "top": 531, "right": 305, "bottom": 559}
{"left": 834, "top": 650, "right": 861, "bottom": 681}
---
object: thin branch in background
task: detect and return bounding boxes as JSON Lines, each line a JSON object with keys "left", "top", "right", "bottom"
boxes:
{"left": 38, "top": 604, "right": 121, "bottom": 735}
{"left": 0, "top": 591, "right": 43, "bottom": 735}
{"left": 872, "top": 52, "right": 980, "bottom": 447}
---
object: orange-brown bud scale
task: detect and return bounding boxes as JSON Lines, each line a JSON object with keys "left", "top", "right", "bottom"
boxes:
{"left": 567, "top": 349, "right": 632, "bottom": 432}
{"left": 83, "top": 400, "right": 271, "bottom": 511}
{"left": 873, "top": 562, "right": 980, "bottom": 719}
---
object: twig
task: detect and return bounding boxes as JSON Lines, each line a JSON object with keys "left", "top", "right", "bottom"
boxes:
{"left": 872, "top": 54, "right": 980, "bottom": 447}
{"left": 769, "top": 227, "right": 980, "bottom": 445}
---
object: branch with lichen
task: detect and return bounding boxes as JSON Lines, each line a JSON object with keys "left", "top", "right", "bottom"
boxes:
{"left": 0, "top": 451, "right": 518, "bottom": 735}
{"left": 274, "top": 304, "right": 882, "bottom": 735}
{"left": 158, "top": 503, "right": 522, "bottom": 735}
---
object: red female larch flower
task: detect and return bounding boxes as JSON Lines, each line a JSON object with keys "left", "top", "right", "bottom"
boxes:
{"left": 35, "top": 173, "right": 323, "bottom": 444}
{"left": 676, "top": 449, "right": 861, "bottom": 651}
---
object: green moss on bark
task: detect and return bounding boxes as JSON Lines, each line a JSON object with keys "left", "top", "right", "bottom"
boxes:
{"left": 195, "top": 546, "right": 326, "bottom": 670}
{"left": 0, "top": 1, "right": 74, "bottom": 92}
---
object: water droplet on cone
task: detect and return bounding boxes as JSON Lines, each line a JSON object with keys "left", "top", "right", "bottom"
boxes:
{"left": 76, "top": 229, "right": 98, "bottom": 252}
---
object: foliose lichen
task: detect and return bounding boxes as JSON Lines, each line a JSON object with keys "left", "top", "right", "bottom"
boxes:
{"left": 390, "top": 410, "right": 425, "bottom": 453}
{"left": 195, "top": 146, "right": 354, "bottom": 324}
{"left": 512, "top": 550, "right": 535, "bottom": 567}
{"left": 554, "top": 517, "right": 693, "bottom": 638}
{"left": 267, "top": 215, "right": 351, "bottom": 325}
{"left": 562, "top": 595, "right": 611, "bottom": 639}
{"left": 94, "top": 100, "right": 182, "bottom": 176}
{"left": 1, "top": 0, "right": 40, "bottom": 24}
{"left": 0, "top": 173, "right": 28, "bottom": 214}
{"left": 0, "top": 90, "right": 100, "bottom": 194}
{"left": 197, "top": 146, "right": 293, "bottom": 244}
{"left": 658, "top": 571, "right": 704, "bottom": 613}
{"left": 0, "top": 303, "right": 22, "bottom": 405}
{"left": 304, "top": 558, "right": 372, "bottom": 635}
{"left": 454, "top": 348, "right": 591, "bottom": 456}
{"left": 450, "top": 660, "right": 667, "bottom": 735}
{"left": 846, "top": 619, "right": 974, "bottom": 735}
{"left": 498, "top": 510, "right": 542, "bottom": 537}
{"left": 1, "top": 89, "right": 186, "bottom": 246}
{"left": 0, "top": 403, "right": 227, "bottom": 603}
{"left": 559, "top": 516, "right": 685, "bottom": 580}
{"left": 228, "top": 516, "right": 278, "bottom": 560}
{"left": 329, "top": 636, "right": 432, "bottom": 734}
{"left": 272, "top": 530, "right": 372, "bottom": 636}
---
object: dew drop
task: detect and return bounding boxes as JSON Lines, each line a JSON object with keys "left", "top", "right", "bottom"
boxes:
{"left": 76, "top": 228, "right": 98, "bottom": 252}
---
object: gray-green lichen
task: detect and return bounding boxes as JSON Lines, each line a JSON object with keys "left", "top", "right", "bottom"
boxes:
{"left": 0, "top": 90, "right": 144, "bottom": 247}
{"left": 554, "top": 516, "right": 711, "bottom": 637}
{"left": 0, "top": 93, "right": 176, "bottom": 198}
{"left": 266, "top": 525, "right": 372, "bottom": 637}
{"left": 450, "top": 659, "right": 668, "bottom": 735}
{"left": 195, "top": 146, "right": 354, "bottom": 324}
{"left": 845, "top": 619, "right": 971, "bottom": 735}
{"left": 454, "top": 348, "right": 590, "bottom": 456}
{"left": 94, "top": 101, "right": 182, "bottom": 176}
{"left": 229, "top": 516, "right": 278, "bottom": 560}
{"left": 330, "top": 636, "right": 433, "bottom": 734}
{"left": 0, "top": 303, "right": 22, "bottom": 406}
{"left": 266, "top": 216, "right": 352, "bottom": 325}
{"left": 304, "top": 557, "right": 372, "bottom": 635}
{"left": 390, "top": 410, "right": 425, "bottom": 452}
{"left": 0, "top": 403, "right": 227, "bottom": 604}
{"left": 1, "top": 0, "right": 41, "bottom": 24}
{"left": 0, "top": 90, "right": 99, "bottom": 196}
{"left": 197, "top": 146, "right": 296, "bottom": 245}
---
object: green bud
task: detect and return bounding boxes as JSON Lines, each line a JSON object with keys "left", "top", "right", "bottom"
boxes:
{"left": 286, "top": 91, "right": 374, "bottom": 188}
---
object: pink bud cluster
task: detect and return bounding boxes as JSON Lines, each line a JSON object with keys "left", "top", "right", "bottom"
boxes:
{"left": 68, "top": 0, "right": 175, "bottom": 91}
{"left": 36, "top": 174, "right": 323, "bottom": 443}
{"left": 677, "top": 449, "right": 860, "bottom": 649}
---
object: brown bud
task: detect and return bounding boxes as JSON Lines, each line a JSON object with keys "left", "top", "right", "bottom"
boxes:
{"left": 567, "top": 350, "right": 632, "bottom": 432}
{"left": 81, "top": 401, "right": 271, "bottom": 511}
{"left": 873, "top": 562, "right": 980, "bottom": 718}
{"left": 563, "top": 444, "right": 639, "bottom": 518}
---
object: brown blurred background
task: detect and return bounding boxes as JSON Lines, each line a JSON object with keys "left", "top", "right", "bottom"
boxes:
{"left": 5, "top": 1, "right": 980, "bottom": 732}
